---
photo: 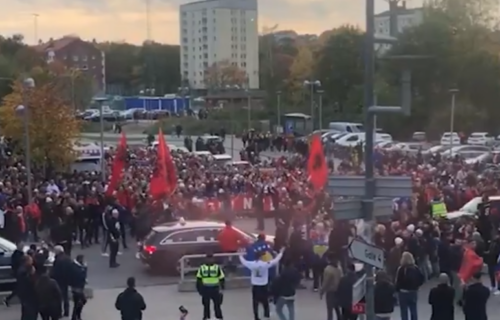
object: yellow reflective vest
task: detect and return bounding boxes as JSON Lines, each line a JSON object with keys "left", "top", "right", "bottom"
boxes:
{"left": 196, "top": 264, "right": 224, "bottom": 286}
{"left": 431, "top": 201, "right": 447, "bottom": 218}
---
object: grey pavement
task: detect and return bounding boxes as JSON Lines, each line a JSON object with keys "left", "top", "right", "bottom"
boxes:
{"left": 79, "top": 134, "right": 287, "bottom": 160}
{"left": 2, "top": 280, "right": 499, "bottom": 320}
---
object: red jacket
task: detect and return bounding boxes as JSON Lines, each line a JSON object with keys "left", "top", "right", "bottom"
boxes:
{"left": 217, "top": 226, "right": 247, "bottom": 252}
{"left": 25, "top": 203, "right": 41, "bottom": 221}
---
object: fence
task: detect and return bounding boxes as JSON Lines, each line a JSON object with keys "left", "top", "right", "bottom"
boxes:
{"left": 178, "top": 252, "right": 260, "bottom": 292}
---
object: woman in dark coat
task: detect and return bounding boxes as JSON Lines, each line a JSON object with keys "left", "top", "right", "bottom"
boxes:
{"left": 428, "top": 273, "right": 455, "bottom": 320}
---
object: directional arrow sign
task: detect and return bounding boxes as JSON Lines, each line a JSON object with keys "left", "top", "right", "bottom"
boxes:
{"left": 348, "top": 238, "right": 385, "bottom": 269}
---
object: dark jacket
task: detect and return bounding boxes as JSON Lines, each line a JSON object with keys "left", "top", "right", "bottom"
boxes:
{"left": 115, "top": 287, "right": 147, "bottom": 320}
{"left": 336, "top": 271, "right": 357, "bottom": 308}
{"left": 107, "top": 217, "right": 121, "bottom": 241}
{"left": 16, "top": 265, "right": 37, "bottom": 304}
{"left": 50, "top": 253, "right": 72, "bottom": 287}
{"left": 463, "top": 282, "right": 489, "bottom": 320}
{"left": 69, "top": 260, "right": 87, "bottom": 290}
{"left": 395, "top": 264, "right": 424, "bottom": 292}
{"left": 270, "top": 266, "right": 301, "bottom": 299}
{"left": 449, "top": 244, "right": 464, "bottom": 272}
{"left": 374, "top": 280, "right": 395, "bottom": 314}
{"left": 10, "top": 249, "right": 24, "bottom": 275}
{"left": 36, "top": 274, "right": 62, "bottom": 314}
{"left": 428, "top": 283, "right": 454, "bottom": 320}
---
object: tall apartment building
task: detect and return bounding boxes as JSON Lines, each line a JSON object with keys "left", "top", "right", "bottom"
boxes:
{"left": 374, "top": 5, "right": 423, "bottom": 54}
{"left": 179, "top": 0, "right": 259, "bottom": 90}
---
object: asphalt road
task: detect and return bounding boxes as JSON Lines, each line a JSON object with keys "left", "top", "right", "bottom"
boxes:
{"left": 79, "top": 133, "right": 290, "bottom": 160}
{"left": 2, "top": 219, "right": 500, "bottom": 319}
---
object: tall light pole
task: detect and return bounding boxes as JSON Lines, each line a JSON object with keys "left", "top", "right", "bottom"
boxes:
{"left": 16, "top": 78, "right": 36, "bottom": 203}
{"left": 246, "top": 89, "right": 251, "bottom": 130}
{"left": 276, "top": 91, "right": 282, "bottom": 131}
{"left": 94, "top": 97, "right": 108, "bottom": 182}
{"left": 449, "top": 88, "right": 459, "bottom": 150}
{"left": 317, "top": 90, "right": 324, "bottom": 130}
{"left": 32, "top": 13, "right": 39, "bottom": 44}
{"left": 303, "top": 80, "right": 321, "bottom": 130}
{"left": 225, "top": 84, "right": 240, "bottom": 157}
{"left": 178, "top": 86, "right": 190, "bottom": 115}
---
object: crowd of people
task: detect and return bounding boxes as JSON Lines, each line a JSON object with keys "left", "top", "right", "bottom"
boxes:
{"left": 0, "top": 130, "right": 499, "bottom": 320}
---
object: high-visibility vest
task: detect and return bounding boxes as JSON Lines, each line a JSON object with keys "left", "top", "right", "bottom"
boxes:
{"left": 431, "top": 201, "right": 447, "bottom": 218}
{"left": 196, "top": 264, "right": 224, "bottom": 286}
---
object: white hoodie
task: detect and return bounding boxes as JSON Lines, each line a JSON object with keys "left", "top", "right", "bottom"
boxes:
{"left": 239, "top": 250, "right": 284, "bottom": 286}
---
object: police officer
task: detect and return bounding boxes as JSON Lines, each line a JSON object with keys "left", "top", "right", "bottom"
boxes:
{"left": 196, "top": 253, "right": 225, "bottom": 320}
{"left": 430, "top": 195, "right": 447, "bottom": 219}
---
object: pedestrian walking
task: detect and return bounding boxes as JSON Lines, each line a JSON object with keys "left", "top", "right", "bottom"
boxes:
{"left": 115, "top": 277, "right": 147, "bottom": 320}
{"left": 428, "top": 273, "right": 454, "bottom": 320}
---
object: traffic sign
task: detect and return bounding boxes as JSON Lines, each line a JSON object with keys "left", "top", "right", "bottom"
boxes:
{"left": 348, "top": 239, "right": 385, "bottom": 269}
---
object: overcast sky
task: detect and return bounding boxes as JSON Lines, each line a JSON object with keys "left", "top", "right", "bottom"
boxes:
{"left": 0, "top": 0, "right": 424, "bottom": 44}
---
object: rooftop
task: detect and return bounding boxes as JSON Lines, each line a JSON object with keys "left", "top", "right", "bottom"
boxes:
{"left": 375, "top": 7, "right": 422, "bottom": 18}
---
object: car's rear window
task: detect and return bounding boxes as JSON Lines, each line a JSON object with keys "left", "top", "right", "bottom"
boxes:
{"left": 143, "top": 230, "right": 160, "bottom": 245}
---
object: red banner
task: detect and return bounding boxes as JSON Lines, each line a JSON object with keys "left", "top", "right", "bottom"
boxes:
{"left": 196, "top": 194, "right": 276, "bottom": 214}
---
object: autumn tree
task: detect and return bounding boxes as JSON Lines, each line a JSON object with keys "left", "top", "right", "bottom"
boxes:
{"left": 0, "top": 81, "right": 81, "bottom": 168}
{"left": 287, "top": 45, "right": 314, "bottom": 106}
{"left": 204, "top": 60, "right": 247, "bottom": 90}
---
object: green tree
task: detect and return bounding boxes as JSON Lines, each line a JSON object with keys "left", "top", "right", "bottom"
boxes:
{"left": 101, "top": 41, "right": 180, "bottom": 95}
{"left": 314, "top": 25, "right": 364, "bottom": 117}
{"left": 379, "top": 0, "right": 500, "bottom": 136}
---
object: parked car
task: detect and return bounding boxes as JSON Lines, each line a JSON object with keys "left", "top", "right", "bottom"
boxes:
{"left": 440, "top": 132, "right": 461, "bottom": 146}
{"left": 138, "top": 220, "right": 273, "bottom": 274}
{"left": 0, "top": 237, "right": 54, "bottom": 287}
{"left": 411, "top": 131, "right": 427, "bottom": 141}
{"left": 467, "top": 132, "right": 495, "bottom": 146}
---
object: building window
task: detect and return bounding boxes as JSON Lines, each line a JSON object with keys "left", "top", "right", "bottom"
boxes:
{"left": 241, "top": 62, "right": 246, "bottom": 67}
{"left": 81, "top": 65, "right": 88, "bottom": 70}
{"left": 82, "top": 55, "right": 88, "bottom": 61}
{"left": 72, "top": 55, "right": 79, "bottom": 61}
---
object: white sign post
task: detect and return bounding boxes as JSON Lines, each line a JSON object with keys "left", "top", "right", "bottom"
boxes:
{"left": 348, "top": 238, "right": 385, "bottom": 269}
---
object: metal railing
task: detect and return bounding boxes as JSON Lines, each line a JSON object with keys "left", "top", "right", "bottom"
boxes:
{"left": 179, "top": 252, "right": 248, "bottom": 283}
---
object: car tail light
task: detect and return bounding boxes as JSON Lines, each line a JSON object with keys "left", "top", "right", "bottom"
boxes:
{"left": 144, "top": 245, "right": 157, "bottom": 255}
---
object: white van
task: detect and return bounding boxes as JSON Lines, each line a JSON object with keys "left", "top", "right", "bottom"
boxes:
{"left": 327, "top": 122, "right": 364, "bottom": 133}
{"left": 213, "top": 154, "right": 232, "bottom": 165}
{"left": 336, "top": 133, "right": 393, "bottom": 147}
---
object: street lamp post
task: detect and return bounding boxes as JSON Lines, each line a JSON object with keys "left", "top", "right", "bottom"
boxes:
{"left": 94, "top": 97, "right": 108, "bottom": 182}
{"left": 178, "top": 86, "right": 190, "bottom": 116}
{"left": 276, "top": 91, "right": 282, "bottom": 130}
{"left": 246, "top": 90, "right": 251, "bottom": 131}
{"left": 16, "top": 77, "right": 35, "bottom": 203}
{"left": 303, "top": 80, "right": 321, "bottom": 130}
{"left": 317, "top": 90, "right": 324, "bottom": 130}
{"left": 449, "top": 88, "right": 458, "bottom": 150}
{"left": 225, "top": 85, "right": 240, "bottom": 157}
